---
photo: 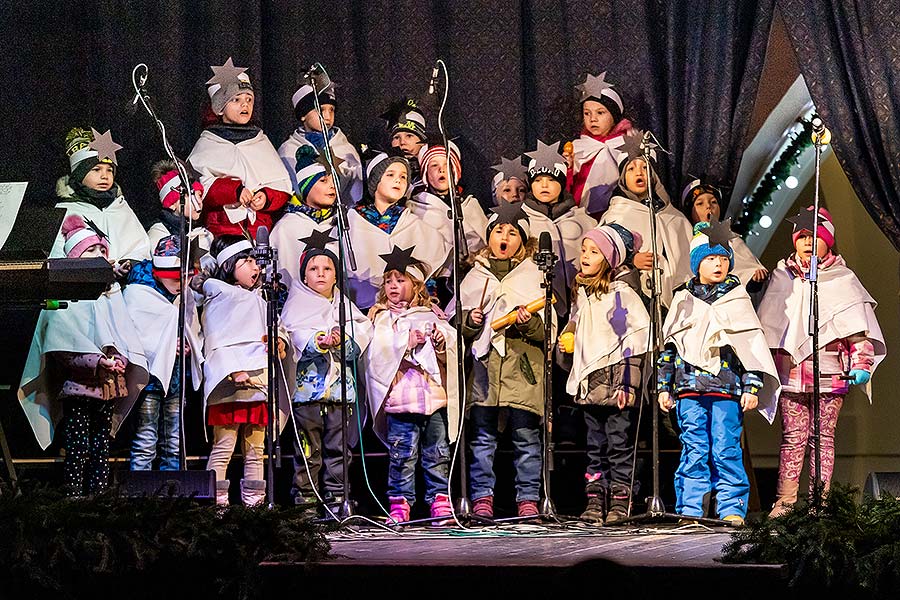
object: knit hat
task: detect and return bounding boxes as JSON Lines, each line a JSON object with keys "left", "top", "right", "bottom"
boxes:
{"left": 575, "top": 72, "right": 623, "bottom": 123}
{"left": 294, "top": 146, "right": 328, "bottom": 199}
{"left": 525, "top": 139, "right": 567, "bottom": 188}
{"left": 153, "top": 160, "right": 204, "bottom": 210}
{"left": 382, "top": 98, "right": 428, "bottom": 142}
{"left": 490, "top": 155, "right": 528, "bottom": 193}
{"left": 292, "top": 82, "right": 336, "bottom": 122}
{"left": 365, "top": 152, "right": 411, "bottom": 199}
{"left": 152, "top": 234, "right": 182, "bottom": 279}
{"left": 788, "top": 206, "right": 835, "bottom": 249}
{"left": 487, "top": 200, "right": 531, "bottom": 241}
{"left": 380, "top": 245, "right": 429, "bottom": 282}
{"left": 418, "top": 141, "right": 461, "bottom": 188}
{"left": 65, "top": 127, "right": 121, "bottom": 185}
{"left": 61, "top": 214, "right": 109, "bottom": 258}
{"left": 689, "top": 221, "right": 735, "bottom": 275}
{"left": 206, "top": 57, "right": 254, "bottom": 116}
{"left": 582, "top": 223, "right": 641, "bottom": 270}
{"left": 298, "top": 228, "right": 339, "bottom": 284}
{"left": 680, "top": 178, "right": 722, "bottom": 219}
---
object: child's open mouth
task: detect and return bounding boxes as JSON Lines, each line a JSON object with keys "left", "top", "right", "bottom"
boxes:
{"left": 499, "top": 242, "right": 508, "bottom": 253}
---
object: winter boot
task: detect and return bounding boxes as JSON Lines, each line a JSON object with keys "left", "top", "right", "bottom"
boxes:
{"left": 387, "top": 496, "right": 411, "bottom": 524}
{"left": 580, "top": 474, "right": 607, "bottom": 524}
{"left": 472, "top": 495, "right": 494, "bottom": 519}
{"left": 517, "top": 500, "right": 540, "bottom": 519}
{"left": 240, "top": 479, "right": 266, "bottom": 507}
{"left": 429, "top": 493, "right": 454, "bottom": 527}
{"left": 215, "top": 480, "right": 230, "bottom": 507}
{"left": 605, "top": 483, "right": 631, "bottom": 524}
{"left": 769, "top": 478, "right": 800, "bottom": 518}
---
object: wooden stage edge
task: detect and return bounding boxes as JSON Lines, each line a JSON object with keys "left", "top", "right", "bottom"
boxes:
{"left": 261, "top": 522, "right": 789, "bottom": 598}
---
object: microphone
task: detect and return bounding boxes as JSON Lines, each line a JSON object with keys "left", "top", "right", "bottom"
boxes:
{"left": 811, "top": 117, "right": 825, "bottom": 135}
{"left": 534, "top": 231, "right": 557, "bottom": 273}
{"left": 254, "top": 225, "right": 271, "bottom": 266}
{"left": 428, "top": 63, "right": 439, "bottom": 95}
{"left": 811, "top": 116, "right": 832, "bottom": 145}
{"left": 539, "top": 231, "right": 551, "bottom": 253}
{"left": 131, "top": 64, "right": 148, "bottom": 106}
{"left": 304, "top": 63, "right": 331, "bottom": 92}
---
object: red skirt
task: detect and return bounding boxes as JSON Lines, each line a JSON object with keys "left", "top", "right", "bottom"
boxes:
{"left": 207, "top": 401, "right": 269, "bottom": 427}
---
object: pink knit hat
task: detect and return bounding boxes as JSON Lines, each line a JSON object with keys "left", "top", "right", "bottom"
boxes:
{"left": 582, "top": 224, "right": 641, "bottom": 269}
{"left": 61, "top": 214, "right": 109, "bottom": 258}
{"left": 791, "top": 206, "right": 835, "bottom": 249}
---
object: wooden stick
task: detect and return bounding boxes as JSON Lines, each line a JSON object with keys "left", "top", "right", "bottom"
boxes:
{"left": 491, "top": 294, "right": 557, "bottom": 331}
{"left": 478, "top": 279, "right": 490, "bottom": 310}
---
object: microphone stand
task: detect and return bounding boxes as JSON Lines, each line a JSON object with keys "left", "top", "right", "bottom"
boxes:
{"left": 256, "top": 235, "right": 281, "bottom": 509}
{"left": 308, "top": 64, "right": 357, "bottom": 520}
{"left": 808, "top": 122, "right": 828, "bottom": 510}
{"left": 132, "top": 64, "right": 194, "bottom": 473}
{"left": 534, "top": 239, "right": 558, "bottom": 520}
{"left": 434, "top": 59, "right": 474, "bottom": 522}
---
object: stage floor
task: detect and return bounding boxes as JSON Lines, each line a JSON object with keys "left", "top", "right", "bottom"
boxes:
{"left": 263, "top": 520, "right": 788, "bottom": 599}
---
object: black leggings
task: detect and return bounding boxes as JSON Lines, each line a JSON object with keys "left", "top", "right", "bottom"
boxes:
{"left": 64, "top": 399, "right": 114, "bottom": 496}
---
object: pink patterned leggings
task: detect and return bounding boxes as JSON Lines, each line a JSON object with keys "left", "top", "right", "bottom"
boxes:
{"left": 776, "top": 391, "right": 845, "bottom": 496}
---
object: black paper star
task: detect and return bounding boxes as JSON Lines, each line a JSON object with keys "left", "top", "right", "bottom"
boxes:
{"left": 490, "top": 199, "right": 528, "bottom": 227}
{"left": 380, "top": 98, "right": 423, "bottom": 125}
{"left": 317, "top": 151, "right": 345, "bottom": 174}
{"left": 575, "top": 72, "right": 615, "bottom": 103}
{"left": 88, "top": 128, "right": 122, "bottom": 165}
{"left": 618, "top": 129, "right": 655, "bottom": 164}
{"left": 379, "top": 245, "right": 418, "bottom": 275}
{"left": 786, "top": 207, "right": 820, "bottom": 234}
{"left": 704, "top": 218, "right": 739, "bottom": 250}
{"left": 300, "top": 227, "right": 336, "bottom": 250}
{"left": 491, "top": 155, "right": 528, "bottom": 183}
{"left": 525, "top": 139, "right": 564, "bottom": 172}
{"left": 83, "top": 217, "right": 108, "bottom": 241}
{"left": 206, "top": 57, "right": 248, "bottom": 87}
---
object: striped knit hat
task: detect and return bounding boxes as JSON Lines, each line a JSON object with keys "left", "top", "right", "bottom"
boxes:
{"left": 294, "top": 146, "right": 327, "bottom": 200}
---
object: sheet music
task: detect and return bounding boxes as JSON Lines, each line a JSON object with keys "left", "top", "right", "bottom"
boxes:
{"left": 0, "top": 182, "right": 28, "bottom": 250}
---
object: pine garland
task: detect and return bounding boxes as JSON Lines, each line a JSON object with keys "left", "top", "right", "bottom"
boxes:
{"left": 722, "top": 484, "right": 900, "bottom": 597}
{"left": 0, "top": 482, "right": 332, "bottom": 600}
{"left": 733, "top": 118, "right": 815, "bottom": 236}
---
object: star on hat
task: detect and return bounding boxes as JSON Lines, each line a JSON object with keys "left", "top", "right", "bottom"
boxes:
{"left": 618, "top": 129, "right": 655, "bottom": 164}
{"left": 380, "top": 98, "right": 422, "bottom": 124}
{"left": 300, "top": 227, "right": 336, "bottom": 250}
{"left": 575, "top": 72, "right": 615, "bottom": 103}
{"left": 206, "top": 57, "right": 248, "bottom": 87}
{"left": 490, "top": 199, "right": 528, "bottom": 227}
{"left": 786, "top": 208, "right": 820, "bottom": 234}
{"left": 83, "top": 217, "right": 108, "bottom": 240}
{"left": 704, "top": 218, "right": 740, "bottom": 250}
{"left": 525, "top": 139, "right": 564, "bottom": 171}
{"left": 88, "top": 128, "right": 122, "bottom": 165}
{"left": 491, "top": 155, "right": 527, "bottom": 183}
{"left": 317, "top": 151, "right": 344, "bottom": 173}
{"left": 379, "top": 245, "right": 418, "bottom": 275}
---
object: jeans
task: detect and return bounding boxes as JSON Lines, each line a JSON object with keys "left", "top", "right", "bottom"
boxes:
{"left": 292, "top": 402, "right": 356, "bottom": 501}
{"left": 386, "top": 409, "right": 450, "bottom": 506}
{"left": 130, "top": 388, "right": 181, "bottom": 471}
{"left": 675, "top": 395, "right": 748, "bottom": 518}
{"left": 468, "top": 405, "right": 542, "bottom": 502}
{"left": 583, "top": 405, "right": 637, "bottom": 490}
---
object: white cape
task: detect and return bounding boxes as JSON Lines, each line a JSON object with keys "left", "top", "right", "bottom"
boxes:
{"left": 270, "top": 211, "right": 338, "bottom": 288}
{"left": 188, "top": 129, "right": 292, "bottom": 195}
{"left": 412, "top": 191, "right": 490, "bottom": 255}
{"left": 51, "top": 182, "right": 151, "bottom": 262}
{"left": 122, "top": 283, "right": 204, "bottom": 395}
{"left": 757, "top": 257, "right": 886, "bottom": 400}
{"left": 457, "top": 257, "right": 556, "bottom": 358}
{"left": 346, "top": 205, "right": 452, "bottom": 308}
{"left": 731, "top": 236, "right": 765, "bottom": 288}
{"left": 599, "top": 195, "right": 693, "bottom": 307}
{"left": 566, "top": 280, "right": 651, "bottom": 398}
{"left": 363, "top": 306, "right": 460, "bottom": 445}
{"left": 18, "top": 283, "right": 150, "bottom": 449}
{"left": 278, "top": 127, "right": 363, "bottom": 205}
{"left": 662, "top": 284, "right": 781, "bottom": 423}
{"left": 571, "top": 133, "right": 626, "bottom": 214}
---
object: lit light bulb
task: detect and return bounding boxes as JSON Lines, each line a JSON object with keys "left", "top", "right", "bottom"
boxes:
{"left": 785, "top": 175, "right": 799, "bottom": 189}
{"left": 759, "top": 215, "right": 773, "bottom": 229}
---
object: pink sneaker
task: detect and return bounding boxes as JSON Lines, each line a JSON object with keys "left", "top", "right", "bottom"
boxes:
{"left": 473, "top": 495, "right": 494, "bottom": 518}
{"left": 517, "top": 500, "right": 540, "bottom": 519}
{"left": 387, "top": 496, "right": 410, "bottom": 524}
{"left": 430, "top": 493, "right": 454, "bottom": 526}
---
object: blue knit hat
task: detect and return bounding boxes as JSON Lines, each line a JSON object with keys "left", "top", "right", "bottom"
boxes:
{"left": 689, "top": 221, "right": 734, "bottom": 275}
{"left": 294, "top": 146, "right": 327, "bottom": 199}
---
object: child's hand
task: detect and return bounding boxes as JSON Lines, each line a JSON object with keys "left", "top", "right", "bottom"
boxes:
{"left": 514, "top": 305, "right": 532, "bottom": 324}
{"left": 752, "top": 268, "right": 769, "bottom": 282}
{"left": 99, "top": 356, "right": 126, "bottom": 374}
{"left": 238, "top": 187, "right": 254, "bottom": 207}
{"left": 431, "top": 328, "right": 446, "bottom": 352}
{"left": 615, "top": 389, "right": 636, "bottom": 410}
{"left": 633, "top": 252, "right": 655, "bottom": 271}
{"left": 657, "top": 391, "right": 674, "bottom": 413}
{"left": 249, "top": 190, "right": 267, "bottom": 211}
{"left": 469, "top": 308, "right": 484, "bottom": 327}
{"left": 408, "top": 330, "right": 426, "bottom": 350}
{"left": 261, "top": 334, "right": 287, "bottom": 359}
{"left": 111, "top": 259, "right": 132, "bottom": 278}
{"left": 740, "top": 393, "right": 758, "bottom": 412}
{"left": 558, "top": 332, "right": 575, "bottom": 353}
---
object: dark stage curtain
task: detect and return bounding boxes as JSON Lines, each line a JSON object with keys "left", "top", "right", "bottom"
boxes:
{"left": 779, "top": 0, "right": 900, "bottom": 250}
{"left": 1, "top": 0, "right": 773, "bottom": 222}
